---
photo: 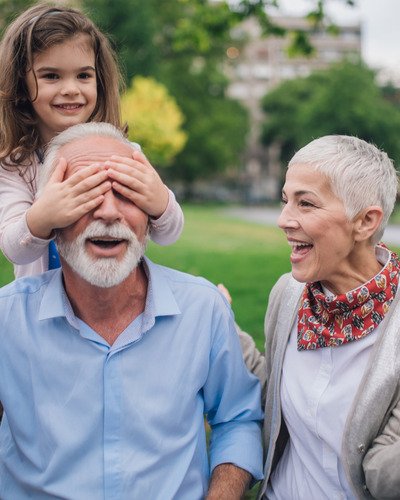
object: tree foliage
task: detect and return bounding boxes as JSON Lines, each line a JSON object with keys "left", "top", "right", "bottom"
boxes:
{"left": 0, "top": 0, "right": 358, "bottom": 190}
{"left": 261, "top": 61, "right": 400, "bottom": 175}
{"left": 121, "top": 76, "right": 187, "bottom": 167}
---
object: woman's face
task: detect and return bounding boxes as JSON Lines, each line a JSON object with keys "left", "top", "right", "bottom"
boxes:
{"left": 278, "top": 164, "right": 359, "bottom": 292}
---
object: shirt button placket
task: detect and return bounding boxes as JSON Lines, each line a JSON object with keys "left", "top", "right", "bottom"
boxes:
{"left": 103, "top": 350, "right": 123, "bottom": 499}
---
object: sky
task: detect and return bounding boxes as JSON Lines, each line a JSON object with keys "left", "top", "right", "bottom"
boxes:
{"left": 273, "top": 0, "right": 400, "bottom": 78}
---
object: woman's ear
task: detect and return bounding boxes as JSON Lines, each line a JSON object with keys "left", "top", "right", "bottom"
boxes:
{"left": 353, "top": 206, "right": 384, "bottom": 242}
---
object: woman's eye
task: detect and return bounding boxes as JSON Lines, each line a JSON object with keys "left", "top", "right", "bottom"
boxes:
{"left": 299, "top": 200, "right": 314, "bottom": 207}
{"left": 280, "top": 197, "right": 288, "bottom": 205}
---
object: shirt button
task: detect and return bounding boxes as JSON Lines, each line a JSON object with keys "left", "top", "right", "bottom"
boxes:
{"left": 357, "top": 443, "right": 365, "bottom": 453}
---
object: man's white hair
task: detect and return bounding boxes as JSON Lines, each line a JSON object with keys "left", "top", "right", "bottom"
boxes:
{"left": 288, "top": 135, "right": 399, "bottom": 244}
{"left": 37, "top": 122, "right": 133, "bottom": 194}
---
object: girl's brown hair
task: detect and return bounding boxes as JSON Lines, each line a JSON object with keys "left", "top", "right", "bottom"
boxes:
{"left": 0, "top": 2, "right": 125, "bottom": 173}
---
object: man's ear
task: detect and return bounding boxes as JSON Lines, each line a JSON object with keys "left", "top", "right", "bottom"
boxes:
{"left": 353, "top": 206, "right": 384, "bottom": 242}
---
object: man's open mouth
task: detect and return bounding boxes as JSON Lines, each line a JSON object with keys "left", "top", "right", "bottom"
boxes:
{"left": 88, "top": 238, "right": 126, "bottom": 249}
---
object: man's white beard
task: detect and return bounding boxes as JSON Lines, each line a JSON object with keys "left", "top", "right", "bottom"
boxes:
{"left": 56, "top": 221, "right": 148, "bottom": 288}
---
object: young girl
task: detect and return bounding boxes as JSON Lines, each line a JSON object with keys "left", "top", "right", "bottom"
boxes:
{"left": 0, "top": 3, "right": 183, "bottom": 279}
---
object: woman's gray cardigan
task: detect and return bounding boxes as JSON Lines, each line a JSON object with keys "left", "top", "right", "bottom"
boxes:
{"left": 240, "top": 273, "right": 400, "bottom": 499}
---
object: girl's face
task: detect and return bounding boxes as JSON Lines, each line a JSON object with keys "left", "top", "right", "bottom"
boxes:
{"left": 26, "top": 34, "right": 97, "bottom": 144}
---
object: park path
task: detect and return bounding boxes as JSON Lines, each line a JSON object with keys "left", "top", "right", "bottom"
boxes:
{"left": 221, "top": 206, "right": 400, "bottom": 247}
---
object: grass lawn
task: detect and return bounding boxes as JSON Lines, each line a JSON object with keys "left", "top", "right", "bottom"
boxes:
{"left": 143, "top": 204, "right": 291, "bottom": 349}
{"left": 0, "top": 253, "right": 14, "bottom": 287}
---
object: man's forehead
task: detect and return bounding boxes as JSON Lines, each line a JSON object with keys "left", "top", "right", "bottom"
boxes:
{"left": 59, "top": 135, "right": 133, "bottom": 175}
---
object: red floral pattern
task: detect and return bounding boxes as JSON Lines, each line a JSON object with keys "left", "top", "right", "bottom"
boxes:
{"left": 297, "top": 246, "right": 400, "bottom": 350}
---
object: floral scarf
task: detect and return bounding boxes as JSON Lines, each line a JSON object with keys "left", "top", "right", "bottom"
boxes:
{"left": 297, "top": 245, "right": 400, "bottom": 350}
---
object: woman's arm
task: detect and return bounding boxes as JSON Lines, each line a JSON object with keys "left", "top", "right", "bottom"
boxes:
{"left": 363, "top": 404, "right": 400, "bottom": 499}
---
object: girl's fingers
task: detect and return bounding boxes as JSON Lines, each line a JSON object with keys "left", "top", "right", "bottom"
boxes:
{"left": 105, "top": 161, "right": 148, "bottom": 181}
{"left": 67, "top": 167, "right": 110, "bottom": 191}
{"left": 107, "top": 168, "right": 146, "bottom": 192}
{"left": 106, "top": 155, "right": 154, "bottom": 176}
{"left": 131, "top": 149, "right": 153, "bottom": 168}
{"left": 111, "top": 181, "right": 143, "bottom": 203}
{"left": 74, "top": 195, "right": 105, "bottom": 217}
{"left": 48, "top": 157, "right": 68, "bottom": 184}
{"left": 74, "top": 180, "right": 111, "bottom": 204}
{"left": 57, "top": 184, "right": 110, "bottom": 227}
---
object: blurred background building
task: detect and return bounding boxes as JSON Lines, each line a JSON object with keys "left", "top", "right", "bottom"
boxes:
{"left": 225, "top": 16, "right": 362, "bottom": 202}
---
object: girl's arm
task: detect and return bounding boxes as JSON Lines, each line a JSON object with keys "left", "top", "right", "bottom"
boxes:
{"left": 0, "top": 163, "right": 51, "bottom": 266}
{"left": 149, "top": 189, "right": 184, "bottom": 246}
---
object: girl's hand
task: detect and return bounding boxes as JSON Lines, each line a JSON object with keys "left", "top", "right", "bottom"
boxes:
{"left": 27, "top": 158, "right": 111, "bottom": 239}
{"left": 105, "top": 150, "right": 169, "bottom": 218}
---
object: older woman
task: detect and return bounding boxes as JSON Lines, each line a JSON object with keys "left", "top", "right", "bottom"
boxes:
{"left": 240, "top": 135, "right": 400, "bottom": 499}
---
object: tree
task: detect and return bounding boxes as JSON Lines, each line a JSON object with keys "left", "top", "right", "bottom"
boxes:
{"left": 121, "top": 76, "right": 187, "bottom": 167}
{"left": 261, "top": 61, "right": 400, "bottom": 180}
{"left": 1, "top": 0, "right": 357, "bottom": 193}
{"left": 80, "top": 0, "right": 357, "bottom": 194}
{"left": 81, "top": 0, "right": 158, "bottom": 80}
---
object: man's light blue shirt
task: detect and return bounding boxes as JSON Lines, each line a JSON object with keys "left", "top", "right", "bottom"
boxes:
{"left": 0, "top": 258, "right": 263, "bottom": 499}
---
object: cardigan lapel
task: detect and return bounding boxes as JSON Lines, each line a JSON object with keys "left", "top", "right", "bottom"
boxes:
{"left": 341, "top": 289, "right": 400, "bottom": 497}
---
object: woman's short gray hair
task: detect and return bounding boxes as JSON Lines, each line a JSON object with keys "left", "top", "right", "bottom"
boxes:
{"left": 38, "top": 122, "right": 133, "bottom": 194}
{"left": 288, "top": 135, "right": 399, "bottom": 244}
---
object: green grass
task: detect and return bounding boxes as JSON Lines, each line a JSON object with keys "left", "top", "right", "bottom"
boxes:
{"left": 0, "top": 253, "right": 14, "bottom": 287}
{"left": 146, "top": 205, "right": 291, "bottom": 349}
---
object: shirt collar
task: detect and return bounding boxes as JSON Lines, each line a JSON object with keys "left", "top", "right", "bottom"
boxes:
{"left": 38, "top": 269, "right": 66, "bottom": 321}
{"left": 38, "top": 257, "right": 181, "bottom": 325}
{"left": 142, "top": 256, "right": 181, "bottom": 318}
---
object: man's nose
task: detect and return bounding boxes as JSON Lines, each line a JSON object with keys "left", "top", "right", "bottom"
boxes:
{"left": 92, "top": 189, "right": 121, "bottom": 223}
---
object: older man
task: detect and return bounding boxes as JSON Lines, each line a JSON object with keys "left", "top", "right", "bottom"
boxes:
{"left": 0, "top": 122, "right": 262, "bottom": 499}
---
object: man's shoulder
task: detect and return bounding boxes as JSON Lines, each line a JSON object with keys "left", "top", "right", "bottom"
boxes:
{"left": 146, "top": 259, "right": 221, "bottom": 298}
{"left": 0, "top": 270, "right": 56, "bottom": 301}
{"left": 152, "top": 261, "right": 216, "bottom": 289}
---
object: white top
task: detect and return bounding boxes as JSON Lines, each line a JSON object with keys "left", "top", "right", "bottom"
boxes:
{"left": 266, "top": 247, "right": 390, "bottom": 500}
{"left": 0, "top": 156, "right": 184, "bottom": 279}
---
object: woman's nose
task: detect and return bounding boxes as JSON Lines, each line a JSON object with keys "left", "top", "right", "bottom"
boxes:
{"left": 278, "top": 203, "right": 299, "bottom": 230}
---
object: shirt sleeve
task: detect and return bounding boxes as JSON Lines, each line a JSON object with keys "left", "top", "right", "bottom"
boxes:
{"left": 204, "top": 295, "right": 264, "bottom": 482}
{"left": 0, "top": 165, "right": 51, "bottom": 265}
{"left": 149, "top": 189, "right": 184, "bottom": 246}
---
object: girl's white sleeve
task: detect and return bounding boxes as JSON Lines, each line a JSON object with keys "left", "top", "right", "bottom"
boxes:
{"left": 149, "top": 189, "right": 184, "bottom": 246}
{"left": 0, "top": 166, "right": 51, "bottom": 266}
